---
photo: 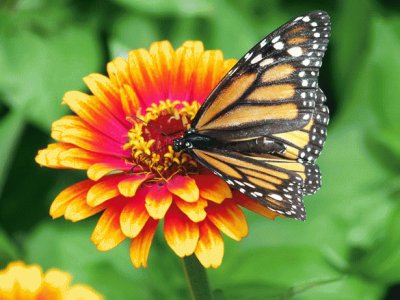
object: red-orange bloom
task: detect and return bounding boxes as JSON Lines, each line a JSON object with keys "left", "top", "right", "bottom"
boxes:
{"left": 36, "top": 41, "right": 279, "bottom": 268}
{"left": 0, "top": 261, "right": 102, "bottom": 299}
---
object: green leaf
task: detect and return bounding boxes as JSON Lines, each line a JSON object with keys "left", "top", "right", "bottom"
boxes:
{"left": 332, "top": 0, "right": 374, "bottom": 96}
{"left": 292, "top": 275, "right": 384, "bottom": 300}
{"left": 0, "top": 111, "right": 25, "bottom": 197}
{"left": 0, "top": 14, "right": 102, "bottom": 131}
{"left": 0, "top": 227, "right": 20, "bottom": 265}
{"left": 169, "top": 18, "right": 202, "bottom": 47}
{"left": 112, "top": 0, "right": 214, "bottom": 17}
{"left": 208, "top": 0, "right": 257, "bottom": 59}
{"left": 211, "top": 244, "right": 340, "bottom": 290}
{"left": 357, "top": 205, "right": 400, "bottom": 284}
{"left": 367, "top": 17, "right": 400, "bottom": 131}
{"left": 215, "top": 282, "right": 288, "bottom": 300}
{"left": 109, "top": 14, "right": 160, "bottom": 59}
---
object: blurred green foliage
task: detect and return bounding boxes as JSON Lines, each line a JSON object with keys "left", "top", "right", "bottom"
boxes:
{"left": 1, "top": 0, "right": 400, "bottom": 299}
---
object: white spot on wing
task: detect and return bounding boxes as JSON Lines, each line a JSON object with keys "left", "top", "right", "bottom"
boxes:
{"left": 251, "top": 54, "right": 263, "bottom": 64}
{"left": 260, "top": 39, "right": 267, "bottom": 48}
{"left": 260, "top": 58, "right": 274, "bottom": 67}
{"left": 244, "top": 52, "right": 253, "bottom": 61}
{"left": 272, "top": 35, "right": 280, "bottom": 43}
{"left": 287, "top": 46, "right": 303, "bottom": 57}
{"left": 273, "top": 41, "right": 284, "bottom": 50}
{"left": 269, "top": 194, "right": 283, "bottom": 201}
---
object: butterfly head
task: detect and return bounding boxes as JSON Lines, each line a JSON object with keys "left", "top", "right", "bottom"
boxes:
{"left": 172, "top": 138, "right": 186, "bottom": 151}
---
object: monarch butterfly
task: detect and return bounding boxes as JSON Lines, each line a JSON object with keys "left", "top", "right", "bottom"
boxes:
{"left": 173, "top": 11, "right": 331, "bottom": 221}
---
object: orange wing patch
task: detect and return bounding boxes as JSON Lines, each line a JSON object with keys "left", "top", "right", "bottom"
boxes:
{"left": 261, "top": 64, "right": 296, "bottom": 83}
{"left": 287, "top": 36, "right": 309, "bottom": 45}
{"left": 196, "top": 73, "right": 257, "bottom": 128}
{"left": 246, "top": 84, "right": 295, "bottom": 101}
{"left": 285, "top": 25, "right": 306, "bottom": 35}
{"left": 193, "top": 150, "right": 242, "bottom": 179}
{"left": 200, "top": 103, "right": 298, "bottom": 130}
{"left": 196, "top": 150, "right": 291, "bottom": 180}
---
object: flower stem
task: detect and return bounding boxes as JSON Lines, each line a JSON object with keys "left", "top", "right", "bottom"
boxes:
{"left": 182, "top": 255, "right": 212, "bottom": 300}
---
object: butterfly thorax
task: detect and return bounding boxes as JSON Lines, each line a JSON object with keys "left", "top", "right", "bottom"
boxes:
{"left": 173, "top": 129, "right": 216, "bottom": 152}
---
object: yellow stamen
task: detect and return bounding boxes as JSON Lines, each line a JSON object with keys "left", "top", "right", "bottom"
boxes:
{"left": 124, "top": 100, "right": 200, "bottom": 180}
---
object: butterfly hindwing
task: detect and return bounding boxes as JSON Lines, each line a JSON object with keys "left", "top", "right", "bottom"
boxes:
{"left": 190, "top": 148, "right": 308, "bottom": 220}
{"left": 192, "top": 11, "right": 331, "bottom": 146}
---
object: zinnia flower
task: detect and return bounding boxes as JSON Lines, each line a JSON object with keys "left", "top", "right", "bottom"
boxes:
{"left": 36, "top": 41, "right": 279, "bottom": 268}
{"left": 0, "top": 261, "right": 102, "bottom": 299}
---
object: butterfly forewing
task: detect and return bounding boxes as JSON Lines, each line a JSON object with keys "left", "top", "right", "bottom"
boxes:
{"left": 192, "top": 11, "right": 330, "bottom": 147}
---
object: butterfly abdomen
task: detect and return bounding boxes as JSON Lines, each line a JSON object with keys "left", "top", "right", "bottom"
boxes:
{"left": 175, "top": 131, "right": 286, "bottom": 155}
{"left": 224, "top": 137, "right": 285, "bottom": 154}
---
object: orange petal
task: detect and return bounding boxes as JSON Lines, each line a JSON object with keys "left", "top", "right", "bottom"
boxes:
{"left": 120, "top": 190, "right": 149, "bottom": 238}
{"left": 83, "top": 73, "right": 126, "bottom": 123}
{"left": 206, "top": 202, "right": 248, "bottom": 241}
{"left": 63, "top": 91, "right": 128, "bottom": 144}
{"left": 149, "top": 41, "right": 174, "bottom": 99}
{"left": 118, "top": 174, "right": 149, "bottom": 197}
{"left": 58, "top": 148, "right": 107, "bottom": 170}
{"left": 107, "top": 57, "right": 132, "bottom": 89}
{"left": 41, "top": 269, "right": 72, "bottom": 298}
{"left": 64, "top": 284, "right": 103, "bottom": 300}
{"left": 194, "top": 175, "right": 232, "bottom": 204}
{"left": 35, "top": 143, "right": 74, "bottom": 168}
{"left": 91, "top": 203, "right": 126, "bottom": 251}
{"left": 168, "top": 44, "right": 199, "bottom": 100}
{"left": 120, "top": 84, "right": 140, "bottom": 116}
{"left": 233, "top": 191, "right": 280, "bottom": 220}
{"left": 87, "top": 175, "right": 124, "bottom": 206}
{"left": 195, "top": 220, "right": 224, "bottom": 268}
{"left": 7, "top": 262, "right": 42, "bottom": 298}
{"left": 128, "top": 48, "right": 162, "bottom": 103}
{"left": 190, "top": 50, "right": 224, "bottom": 102}
{"left": 164, "top": 204, "right": 199, "bottom": 257}
{"left": 175, "top": 196, "right": 207, "bottom": 222}
{"left": 129, "top": 218, "right": 158, "bottom": 268}
{"left": 87, "top": 160, "right": 131, "bottom": 181}
{"left": 51, "top": 116, "right": 129, "bottom": 158}
{"left": 64, "top": 197, "right": 106, "bottom": 222}
{"left": 145, "top": 185, "right": 172, "bottom": 219}
{"left": 181, "top": 41, "right": 204, "bottom": 62}
{"left": 167, "top": 175, "right": 199, "bottom": 203}
{"left": 50, "top": 180, "right": 95, "bottom": 219}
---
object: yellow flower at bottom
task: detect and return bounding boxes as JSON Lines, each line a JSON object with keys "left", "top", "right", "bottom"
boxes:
{"left": 0, "top": 261, "right": 102, "bottom": 300}
{"left": 36, "top": 41, "right": 280, "bottom": 269}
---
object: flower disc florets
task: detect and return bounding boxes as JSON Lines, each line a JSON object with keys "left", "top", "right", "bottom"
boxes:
{"left": 125, "top": 100, "right": 200, "bottom": 180}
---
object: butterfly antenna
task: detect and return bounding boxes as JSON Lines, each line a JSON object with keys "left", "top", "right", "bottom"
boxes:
{"left": 131, "top": 115, "right": 169, "bottom": 137}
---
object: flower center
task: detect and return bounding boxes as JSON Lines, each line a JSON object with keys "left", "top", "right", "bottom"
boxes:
{"left": 124, "top": 100, "right": 200, "bottom": 180}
